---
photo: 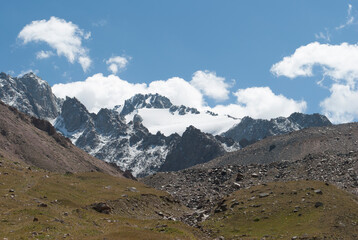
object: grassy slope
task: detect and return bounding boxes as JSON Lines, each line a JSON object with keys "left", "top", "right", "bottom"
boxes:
{"left": 201, "top": 181, "right": 358, "bottom": 240}
{"left": 0, "top": 157, "right": 205, "bottom": 240}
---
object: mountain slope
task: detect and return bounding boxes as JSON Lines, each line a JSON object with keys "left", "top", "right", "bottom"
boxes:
{"left": 222, "top": 112, "right": 332, "bottom": 147}
{"left": 203, "top": 122, "right": 358, "bottom": 168}
{"left": 143, "top": 151, "right": 358, "bottom": 211}
{"left": 0, "top": 100, "right": 122, "bottom": 176}
{"left": 0, "top": 157, "right": 205, "bottom": 240}
{"left": 202, "top": 181, "right": 358, "bottom": 239}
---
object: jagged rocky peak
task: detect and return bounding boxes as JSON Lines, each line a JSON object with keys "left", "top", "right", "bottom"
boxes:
{"left": 222, "top": 112, "right": 332, "bottom": 147}
{"left": 288, "top": 112, "right": 331, "bottom": 128}
{"left": 120, "top": 93, "right": 173, "bottom": 116}
{"left": 95, "top": 108, "right": 127, "bottom": 134}
{"left": 60, "top": 97, "right": 92, "bottom": 132}
{"left": 159, "top": 125, "right": 235, "bottom": 172}
{"left": 0, "top": 72, "right": 61, "bottom": 119}
{"left": 169, "top": 105, "right": 200, "bottom": 115}
{"left": 132, "top": 114, "right": 143, "bottom": 125}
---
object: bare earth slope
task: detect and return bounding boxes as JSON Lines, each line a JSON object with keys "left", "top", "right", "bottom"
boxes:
{"left": 200, "top": 123, "right": 358, "bottom": 168}
{"left": 0, "top": 101, "right": 122, "bottom": 176}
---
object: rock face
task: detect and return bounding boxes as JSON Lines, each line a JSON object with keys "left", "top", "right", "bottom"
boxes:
{"left": 222, "top": 112, "right": 332, "bottom": 147}
{"left": 160, "top": 126, "right": 237, "bottom": 172}
{"left": 119, "top": 93, "right": 173, "bottom": 116}
{"left": 0, "top": 72, "right": 61, "bottom": 119}
{"left": 54, "top": 97, "right": 235, "bottom": 177}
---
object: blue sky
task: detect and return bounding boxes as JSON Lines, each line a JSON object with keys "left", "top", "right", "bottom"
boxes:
{"left": 1, "top": 1, "right": 358, "bottom": 123}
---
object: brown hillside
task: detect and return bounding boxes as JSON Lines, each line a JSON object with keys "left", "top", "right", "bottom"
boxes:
{"left": 0, "top": 101, "right": 122, "bottom": 176}
{"left": 198, "top": 123, "right": 358, "bottom": 168}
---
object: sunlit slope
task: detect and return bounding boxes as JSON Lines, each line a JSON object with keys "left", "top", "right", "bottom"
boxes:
{"left": 0, "top": 157, "right": 205, "bottom": 240}
{"left": 201, "top": 181, "right": 358, "bottom": 239}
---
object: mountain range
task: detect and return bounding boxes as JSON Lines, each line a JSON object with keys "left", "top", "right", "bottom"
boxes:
{"left": 1, "top": 72, "right": 358, "bottom": 239}
{"left": 0, "top": 72, "right": 332, "bottom": 176}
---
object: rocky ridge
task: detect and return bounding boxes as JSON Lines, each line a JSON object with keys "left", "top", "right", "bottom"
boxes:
{"left": 223, "top": 112, "right": 332, "bottom": 147}
{"left": 201, "top": 122, "right": 358, "bottom": 168}
{"left": 0, "top": 72, "right": 61, "bottom": 119}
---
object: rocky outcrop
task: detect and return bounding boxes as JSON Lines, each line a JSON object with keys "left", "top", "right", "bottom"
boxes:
{"left": 119, "top": 93, "right": 172, "bottom": 116}
{"left": 0, "top": 72, "right": 61, "bottom": 119}
{"left": 222, "top": 112, "right": 332, "bottom": 147}
{"left": 159, "top": 126, "right": 234, "bottom": 172}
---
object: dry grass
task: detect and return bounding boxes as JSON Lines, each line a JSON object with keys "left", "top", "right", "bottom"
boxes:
{"left": 201, "top": 180, "right": 358, "bottom": 239}
{"left": 0, "top": 157, "right": 205, "bottom": 239}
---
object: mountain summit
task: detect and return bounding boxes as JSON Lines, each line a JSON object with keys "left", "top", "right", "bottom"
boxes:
{"left": 0, "top": 72, "right": 61, "bottom": 119}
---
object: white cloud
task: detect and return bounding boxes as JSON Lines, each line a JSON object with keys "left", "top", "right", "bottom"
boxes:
{"left": 320, "top": 84, "right": 358, "bottom": 123}
{"left": 272, "top": 41, "right": 358, "bottom": 123}
{"left": 148, "top": 77, "right": 205, "bottom": 109}
{"left": 52, "top": 72, "right": 304, "bottom": 120}
{"left": 336, "top": 4, "right": 354, "bottom": 30}
{"left": 212, "top": 87, "right": 306, "bottom": 119}
{"left": 18, "top": 16, "right": 91, "bottom": 72}
{"left": 106, "top": 56, "right": 130, "bottom": 74}
{"left": 92, "top": 19, "right": 107, "bottom": 27}
{"left": 52, "top": 73, "right": 204, "bottom": 113}
{"left": 314, "top": 30, "right": 331, "bottom": 42}
{"left": 190, "top": 70, "right": 230, "bottom": 101}
{"left": 36, "top": 50, "right": 54, "bottom": 59}
{"left": 271, "top": 42, "right": 358, "bottom": 86}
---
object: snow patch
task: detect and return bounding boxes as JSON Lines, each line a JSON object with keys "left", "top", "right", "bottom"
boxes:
{"left": 125, "top": 108, "right": 239, "bottom": 136}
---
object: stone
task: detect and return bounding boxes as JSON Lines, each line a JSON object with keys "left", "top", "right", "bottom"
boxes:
{"left": 251, "top": 173, "right": 259, "bottom": 178}
{"left": 259, "top": 193, "right": 270, "bottom": 198}
{"left": 314, "top": 189, "right": 323, "bottom": 195}
{"left": 314, "top": 202, "right": 323, "bottom": 208}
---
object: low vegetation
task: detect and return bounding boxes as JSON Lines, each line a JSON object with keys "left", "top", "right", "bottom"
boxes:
{"left": 0, "top": 157, "right": 204, "bottom": 239}
{"left": 201, "top": 181, "right": 358, "bottom": 239}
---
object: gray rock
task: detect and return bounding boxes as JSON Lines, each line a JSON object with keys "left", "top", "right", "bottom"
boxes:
{"left": 222, "top": 113, "right": 332, "bottom": 147}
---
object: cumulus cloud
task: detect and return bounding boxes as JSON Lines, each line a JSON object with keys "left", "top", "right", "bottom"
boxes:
{"left": 18, "top": 16, "right": 91, "bottom": 72}
{"left": 212, "top": 87, "right": 307, "bottom": 119}
{"left": 272, "top": 42, "right": 358, "bottom": 123}
{"left": 190, "top": 70, "right": 230, "bottom": 101}
{"left": 53, "top": 72, "right": 305, "bottom": 120}
{"left": 53, "top": 73, "right": 204, "bottom": 113}
{"left": 106, "top": 56, "right": 130, "bottom": 74}
{"left": 271, "top": 42, "right": 358, "bottom": 86}
{"left": 320, "top": 84, "right": 358, "bottom": 123}
{"left": 36, "top": 50, "right": 54, "bottom": 59}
